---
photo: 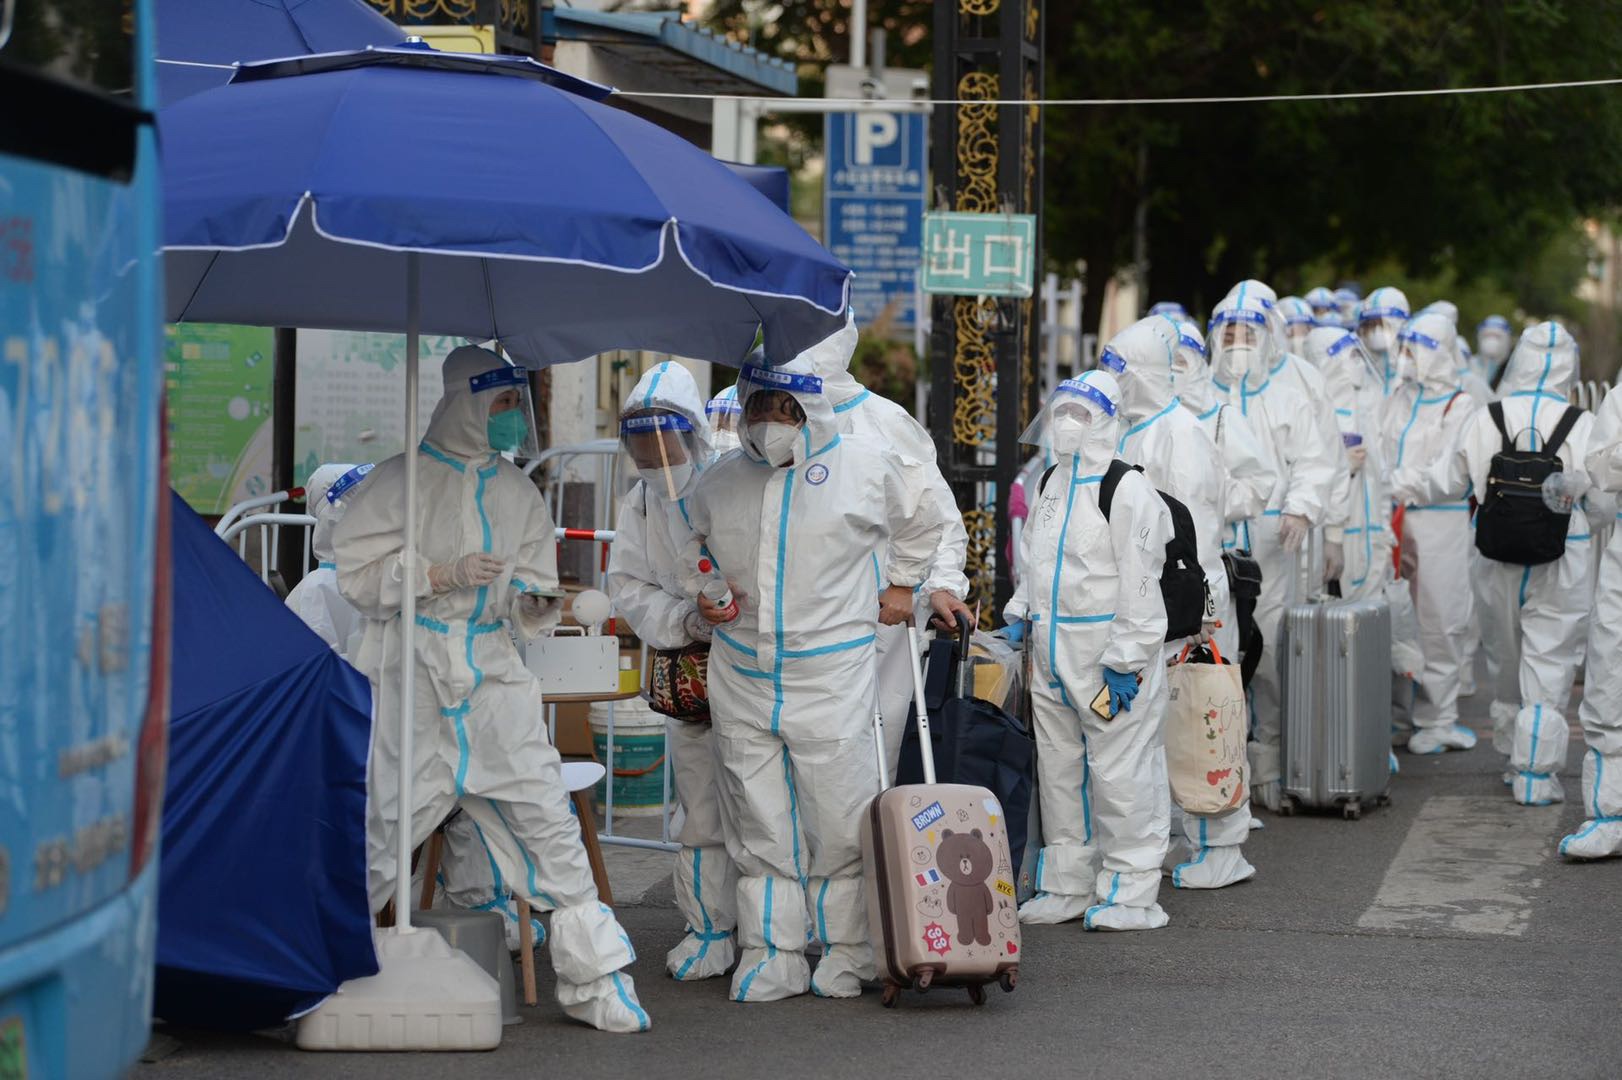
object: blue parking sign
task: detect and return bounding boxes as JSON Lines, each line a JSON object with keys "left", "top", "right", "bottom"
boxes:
{"left": 824, "top": 111, "right": 926, "bottom": 334}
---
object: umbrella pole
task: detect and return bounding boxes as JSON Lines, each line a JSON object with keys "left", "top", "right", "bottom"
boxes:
{"left": 396, "top": 252, "right": 421, "bottom": 932}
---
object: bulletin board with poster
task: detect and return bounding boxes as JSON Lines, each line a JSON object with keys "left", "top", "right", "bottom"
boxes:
{"left": 165, "top": 323, "right": 275, "bottom": 514}
{"left": 293, "top": 330, "right": 462, "bottom": 488}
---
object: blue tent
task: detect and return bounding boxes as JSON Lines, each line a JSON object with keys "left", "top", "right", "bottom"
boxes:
{"left": 155, "top": 491, "right": 376, "bottom": 1030}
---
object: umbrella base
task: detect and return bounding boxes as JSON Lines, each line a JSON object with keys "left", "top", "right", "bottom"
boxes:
{"left": 296, "top": 927, "right": 502, "bottom": 1052}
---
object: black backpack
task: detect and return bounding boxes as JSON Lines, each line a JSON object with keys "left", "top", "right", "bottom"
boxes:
{"left": 1041, "top": 460, "right": 1209, "bottom": 641}
{"left": 1474, "top": 401, "right": 1581, "bottom": 567}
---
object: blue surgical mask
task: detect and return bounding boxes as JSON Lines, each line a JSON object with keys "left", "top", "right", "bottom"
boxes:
{"left": 487, "top": 409, "right": 529, "bottom": 452}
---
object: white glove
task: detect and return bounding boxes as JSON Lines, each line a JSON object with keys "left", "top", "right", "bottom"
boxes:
{"left": 1346, "top": 445, "right": 1368, "bottom": 473}
{"left": 1324, "top": 540, "right": 1345, "bottom": 583}
{"left": 428, "top": 552, "right": 507, "bottom": 593}
{"left": 682, "top": 607, "right": 714, "bottom": 644}
{"left": 1278, "top": 513, "right": 1311, "bottom": 554}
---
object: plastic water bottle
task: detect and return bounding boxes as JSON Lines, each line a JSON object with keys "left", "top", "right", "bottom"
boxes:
{"left": 697, "top": 558, "right": 738, "bottom": 622}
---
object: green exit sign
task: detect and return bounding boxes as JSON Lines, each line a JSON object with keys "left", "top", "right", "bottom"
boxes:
{"left": 920, "top": 212, "right": 1037, "bottom": 298}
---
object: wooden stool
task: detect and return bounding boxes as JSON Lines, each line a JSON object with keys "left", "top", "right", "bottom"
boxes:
{"left": 416, "top": 789, "right": 613, "bottom": 1007}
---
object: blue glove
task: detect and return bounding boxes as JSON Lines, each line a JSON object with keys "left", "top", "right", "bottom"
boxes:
{"left": 1103, "top": 667, "right": 1139, "bottom": 715}
{"left": 1003, "top": 619, "right": 1027, "bottom": 643}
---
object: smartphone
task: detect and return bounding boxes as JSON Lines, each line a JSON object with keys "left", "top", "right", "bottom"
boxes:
{"left": 1089, "top": 684, "right": 1114, "bottom": 721}
{"left": 1089, "top": 673, "right": 1142, "bottom": 721}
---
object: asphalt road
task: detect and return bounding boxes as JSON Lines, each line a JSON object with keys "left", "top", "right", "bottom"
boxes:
{"left": 148, "top": 690, "right": 1622, "bottom": 1080}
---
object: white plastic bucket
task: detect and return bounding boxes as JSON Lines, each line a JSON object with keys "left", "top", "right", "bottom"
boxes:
{"left": 588, "top": 699, "right": 667, "bottom": 817}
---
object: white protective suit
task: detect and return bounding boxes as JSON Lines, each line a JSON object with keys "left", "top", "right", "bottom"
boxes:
{"left": 1302, "top": 328, "right": 1394, "bottom": 598}
{"left": 292, "top": 462, "right": 543, "bottom": 953}
{"left": 1108, "top": 319, "right": 1256, "bottom": 890}
{"left": 1171, "top": 320, "right": 1276, "bottom": 533}
{"left": 1417, "top": 301, "right": 1492, "bottom": 697}
{"left": 707, "top": 384, "right": 742, "bottom": 455}
{"left": 334, "top": 345, "right": 649, "bottom": 1033}
{"left": 1227, "top": 280, "right": 1353, "bottom": 570}
{"left": 1357, "top": 286, "right": 1412, "bottom": 399}
{"left": 1476, "top": 315, "right": 1514, "bottom": 388}
{"left": 799, "top": 314, "right": 972, "bottom": 770}
{"left": 1208, "top": 290, "right": 1337, "bottom": 809}
{"left": 1567, "top": 380, "right": 1622, "bottom": 856}
{"left": 1007, "top": 371, "right": 1174, "bottom": 931}
{"left": 285, "top": 462, "right": 367, "bottom": 654}
{"left": 606, "top": 362, "right": 739, "bottom": 981}
{"left": 1398, "top": 322, "right": 1597, "bottom": 788}
{"left": 1383, "top": 313, "right": 1485, "bottom": 755}
{"left": 680, "top": 355, "right": 945, "bottom": 1002}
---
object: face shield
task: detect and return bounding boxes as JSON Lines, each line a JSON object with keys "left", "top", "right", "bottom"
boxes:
{"left": 313, "top": 462, "right": 374, "bottom": 563}
{"left": 1477, "top": 316, "right": 1512, "bottom": 362}
{"left": 737, "top": 364, "right": 819, "bottom": 467}
{"left": 620, "top": 411, "right": 702, "bottom": 500}
{"left": 1323, "top": 329, "right": 1378, "bottom": 391}
{"left": 706, "top": 388, "right": 741, "bottom": 438}
{"left": 1149, "top": 301, "right": 1188, "bottom": 320}
{"left": 1396, "top": 324, "right": 1455, "bottom": 390}
{"left": 1208, "top": 307, "right": 1274, "bottom": 385}
{"left": 1334, "top": 288, "right": 1362, "bottom": 329}
{"left": 1280, "top": 298, "right": 1316, "bottom": 353}
{"left": 1020, "top": 374, "right": 1122, "bottom": 463}
{"left": 1169, "top": 322, "right": 1214, "bottom": 412}
{"left": 1357, "top": 302, "right": 1408, "bottom": 356}
{"left": 469, "top": 365, "right": 541, "bottom": 459}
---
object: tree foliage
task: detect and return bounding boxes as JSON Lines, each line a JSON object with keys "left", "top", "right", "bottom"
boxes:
{"left": 708, "top": 2, "right": 1622, "bottom": 363}
{"left": 1046, "top": 1, "right": 1622, "bottom": 322}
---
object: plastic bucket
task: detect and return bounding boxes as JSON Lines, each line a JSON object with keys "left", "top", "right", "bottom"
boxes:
{"left": 588, "top": 699, "right": 667, "bottom": 817}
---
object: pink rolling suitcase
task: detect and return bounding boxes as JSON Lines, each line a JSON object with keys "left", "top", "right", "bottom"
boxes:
{"left": 860, "top": 626, "right": 1021, "bottom": 1008}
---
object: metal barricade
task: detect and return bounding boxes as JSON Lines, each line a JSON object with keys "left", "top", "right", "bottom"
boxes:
{"left": 525, "top": 441, "right": 623, "bottom": 589}
{"left": 214, "top": 488, "right": 313, "bottom": 586}
{"left": 217, "top": 512, "right": 318, "bottom": 587}
{"left": 548, "top": 526, "right": 677, "bottom": 854}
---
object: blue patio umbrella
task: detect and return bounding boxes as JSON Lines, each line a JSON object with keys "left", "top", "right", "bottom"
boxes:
{"left": 162, "top": 49, "right": 851, "bottom": 368}
{"left": 154, "top": 0, "right": 405, "bottom": 104}
{"left": 160, "top": 46, "right": 851, "bottom": 929}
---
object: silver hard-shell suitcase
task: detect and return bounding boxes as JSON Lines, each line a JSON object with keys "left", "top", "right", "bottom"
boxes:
{"left": 1279, "top": 540, "right": 1393, "bottom": 819}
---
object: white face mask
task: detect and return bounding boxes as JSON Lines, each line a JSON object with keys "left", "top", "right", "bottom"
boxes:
{"left": 1049, "top": 414, "right": 1093, "bottom": 456}
{"left": 750, "top": 421, "right": 802, "bottom": 466}
{"left": 1363, "top": 326, "right": 1392, "bottom": 352}
{"left": 1217, "top": 344, "right": 1258, "bottom": 379}
{"left": 640, "top": 462, "right": 694, "bottom": 499}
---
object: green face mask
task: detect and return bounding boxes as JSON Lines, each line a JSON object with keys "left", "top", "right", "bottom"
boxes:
{"left": 487, "top": 409, "right": 529, "bottom": 452}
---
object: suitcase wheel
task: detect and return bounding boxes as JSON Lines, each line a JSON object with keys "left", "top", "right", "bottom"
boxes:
{"left": 999, "top": 970, "right": 1018, "bottom": 994}
{"left": 1278, "top": 795, "right": 1297, "bottom": 817}
{"left": 967, "top": 984, "right": 986, "bottom": 1006}
{"left": 912, "top": 968, "right": 934, "bottom": 993}
{"left": 1342, "top": 799, "right": 1362, "bottom": 821}
{"left": 881, "top": 982, "right": 902, "bottom": 1009}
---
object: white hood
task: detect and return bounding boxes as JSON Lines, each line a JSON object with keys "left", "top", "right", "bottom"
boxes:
{"left": 793, "top": 310, "right": 864, "bottom": 407}
{"left": 424, "top": 345, "right": 518, "bottom": 461}
{"left": 1497, "top": 320, "right": 1579, "bottom": 399}
{"left": 1108, "top": 317, "right": 1180, "bottom": 421}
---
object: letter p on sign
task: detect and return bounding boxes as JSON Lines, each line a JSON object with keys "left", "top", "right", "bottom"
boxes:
{"left": 853, "top": 113, "right": 901, "bottom": 165}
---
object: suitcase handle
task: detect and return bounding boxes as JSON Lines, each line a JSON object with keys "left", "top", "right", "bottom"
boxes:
{"left": 872, "top": 705, "right": 890, "bottom": 792}
{"left": 907, "top": 621, "right": 937, "bottom": 785}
